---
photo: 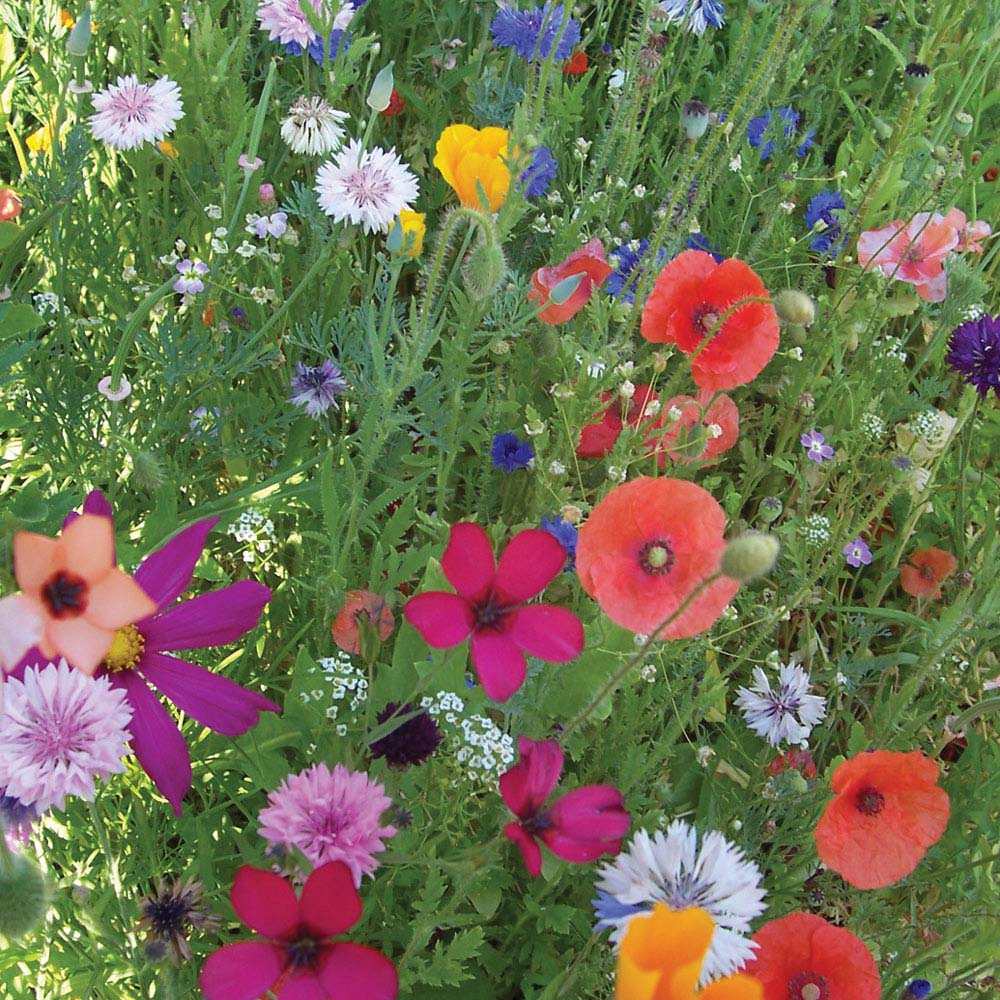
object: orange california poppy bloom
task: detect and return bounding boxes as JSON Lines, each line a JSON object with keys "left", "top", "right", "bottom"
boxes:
{"left": 331, "top": 589, "right": 395, "bottom": 655}
{"left": 899, "top": 546, "right": 957, "bottom": 600}
{"left": 576, "top": 477, "right": 740, "bottom": 638}
{"left": 433, "top": 124, "right": 511, "bottom": 213}
{"left": 529, "top": 238, "right": 613, "bottom": 324}
{"left": 616, "top": 904, "right": 763, "bottom": 1000}
{"left": 640, "top": 250, "right": 780, "bottom": 391}
{"left": 13, "top": 514, "right": 156, "bottom": 675}
{"left": 814, "top": 749, "right": 950, "bottom": 889}
{"left": 650, "top": 390, "right": 739, "bottom": 466}
{"left": 743, "top": 912, "right": 880, "bottom": 1000}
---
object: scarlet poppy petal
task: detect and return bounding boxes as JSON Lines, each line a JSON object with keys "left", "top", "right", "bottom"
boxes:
{"left": 47, "top": 617, "right": 114, "bottom": 676}
{"left": 469, "top": 630, "right": 526, "bottom": 701}
{"left": 504, "top": 821, "right": 543, "bottom": 877}
{"left": 230, "top": 866, "right": 300, "bottom": 939}
{"left": 12, "top": 532, "right": 60, "bottom": 592}
{"left": 440, "top": 522, "right": 495, "bottom": 601}
{"left": 508, "top": 605, "right": 584, "bottom": 662}
{"left": 85, "top": 568, "right": 157, "bottom": 629}
{"left": 403, "top": 592, "right": 474, "bottom": 647}
{"left": 499, "top": 737, "right": 563, "bottom": 817}
{"left": 495, "top": 529, "right": 566, "bottom": 604}
{"left": 133, "top": 518, "right": 220, "bottom": 611}
{"left": 299, "top": 861, "right": 362, "bottom": 938}
{"left": 199, "top": 941, "right": 285, "bottom": 1000}
{"left": 318, "top": 942, "right": 399, "bottom": 1000}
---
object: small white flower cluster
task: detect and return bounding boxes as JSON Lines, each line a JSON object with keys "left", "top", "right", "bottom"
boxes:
{"left": 799, "top": 513, "right": 831, "bottom": 547}
{"left": 312, "top": 653, "right": 369, "bottom": 732}
{"left": 910, "top": 408, "right": 943, "bottom": 444}
{"left": 226, "top": 509, "right": 275, "bottom": 563}
{"left": 33, "top": 291, "right": 67, "bottom": 318}
{"left": 420, "top": 690, "right": 515, "bottom": 781}
{"left": 873, "top": 334, "right": 908, "bottom": 364}
{"left": 859, "top": 411, "right": 885, "bottom": 441}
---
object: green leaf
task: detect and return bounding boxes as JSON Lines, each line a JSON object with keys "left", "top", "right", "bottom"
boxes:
{"left": 0, "top": 302, "right": 44, "bottom": 340}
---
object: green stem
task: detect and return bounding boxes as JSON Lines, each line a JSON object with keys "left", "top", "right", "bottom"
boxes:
{"left": 106, "top": 278, "right": 177, "bottom": 391}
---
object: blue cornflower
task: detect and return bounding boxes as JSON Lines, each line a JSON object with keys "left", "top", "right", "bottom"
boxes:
{"left": 685, "top": 232, "right": 725, "bottom": 262}
{"left": 490, "top": 432, "right": 534, "bottom": 471}
{"left": 657, "top": 0, "right": 725, "bottom": 35}
{"left": 540, "top": 515, "right": 578, "bottom": 571}
{"left": 747, "top": 107, "right": 814, "bottom": 161}
{"left": 285, "top": 28, "right": 350, "bottom": 66}
{"left": 803, "top": 189, "right": 847, "bottom": 256}
{"left": 904, "top": 982, "right": 932, "bottom": 1000}
{"left": 520, "top": 146, "right": 558, "bottom": 198}
{"left": 605, "top": 239, "right": 667, "bottom": 304}
{"left": 289, "top": 359, "right": 348, "bottom": 417}
{"left": 490, "top": 3, "right": 581, "bottom": 62}
{"left": 945, "top": 313, "right": 1000, "bottom": 399}
{"left": 592, "top": 890, "right": 650, "bottom": 927}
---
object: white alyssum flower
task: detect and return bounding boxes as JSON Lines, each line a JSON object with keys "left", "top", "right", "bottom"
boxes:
{"left": 735, "top": 662, "right": 827, "bottom": 747}
{"left": 280, "top": 96, "right": 349, "bottom": 156}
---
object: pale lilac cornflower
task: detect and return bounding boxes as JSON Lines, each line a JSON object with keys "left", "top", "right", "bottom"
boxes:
{"left": 0, "top": 661, "right": 132, "bottom": 812}
{"left": 843, "top": 537, "right": 873, "bottom": 568}
{"left": 256, "top": 0, "right": 357, "bottom": 47}
{"left": 735, "top": 662, "right": 827, "bottom": 747}
{"left": 257, "top": 762, "right": 396, "bottom": 885}
{"left": 289, "top": 359, "right": 348, "bottom": 417}
{"left": 173, "top": 259, "right": 208, "bottom": 294}
{"left": 89, "top": 75, "right": 184, "bottom": 151}
{"left": 800, "top": 429, "right": 834, "bottom": 463}
{"left": 280, "top": 96, "right": 348, "bottom": 156}
{"left": 315, "top": 140, "right": 419, "bottom": 234}
{"left": 245, "top": 211, "right": 288, "bottom": 239}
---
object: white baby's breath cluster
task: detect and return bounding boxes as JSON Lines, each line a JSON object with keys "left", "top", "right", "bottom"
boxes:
{"left": 799, "top": 513, "right": 831, "bottom": 547}
{"left": 304, "top": 653, "right": 369, "bottom": 733}
{"left": 859, "top": 411, "right": 885, "bottom": 441}
{"left": 420, "top": 690, "right": 515, "bottom": 782}
{"left": 873, "top": 334, "right": 908, "bottom": 364}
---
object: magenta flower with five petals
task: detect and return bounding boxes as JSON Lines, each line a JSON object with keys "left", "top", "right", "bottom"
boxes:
{"left": 500, "top": 736, "right": 630, "bottom": 877}
{"left": 403, "top": 523, "right": 584, "bottom": 701}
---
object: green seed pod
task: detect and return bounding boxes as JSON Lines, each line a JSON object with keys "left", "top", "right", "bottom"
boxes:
{"left": 461, "top": 241, "right": 507, "bottom": 301}
{"left": 903, "top": 62, "right": 931, "bottom": 95}
{"left": 680, "top": 100, "right": 710, "bottom": 142}
{"left": 721, "top": 532, "right": 780, "bottom": 582}
{"left": 953, "top": 111, "right": 973, "bottom": 138}
{"left": 0, "top": 852, "right": 50, "bottom": 940}
{"left": 774, "top": 289, "right": 816, "bottom": 326}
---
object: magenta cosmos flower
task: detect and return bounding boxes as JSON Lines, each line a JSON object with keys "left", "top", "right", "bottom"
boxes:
{"left": 15, "top": 491, "right": 279, "bottom": 814}
{"left": 403, "top": 523, "right": 584, "bottom": 701}
{"left": 200, "top": 861, "right": 398, "bottom": 1000}
{"left": 500, "top": 736, "right": 630, "bottom": 877}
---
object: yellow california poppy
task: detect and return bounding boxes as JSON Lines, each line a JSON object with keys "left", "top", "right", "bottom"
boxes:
{"left": 397, "top": 209, "right": 426, "bottom": 256}
{"left": 433, "top": 124, "right": 511, "bottom": 213}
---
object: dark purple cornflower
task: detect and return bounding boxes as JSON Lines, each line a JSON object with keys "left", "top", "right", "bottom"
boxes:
{"left": 892, "top": 454, "right": 914, "bottom": 472}
{"left": 369, "top": 702, "right": 443, "bottom": 767}
{"left": 137, "top": 876, "right": 220, "bottom": 964}
{"left": 945, "top": 313, "right": 1000, "bottom": 399}
{"left": 804, "top": 189, "right": 847, "bottom": 256}
{"left": 520, "top": 146, "right": 558, "bottom": 198}
{"left": 904, "top": 981, "right": 932, "bottom": 1000}
{"left": 747, "top": 107, "right": 814, "bottom": 161}
{"left": 0, "top": 790, "right": 39, "bottom": 851}
{"left": 289, "top": 359, "right": 348, "bottom": 417}
{"left": 540, "top": 515, "right": 578, "bottom": 572}
{"left": 231, "top": 306, "right": 249, "bottom": 327}
{"left": 490, "top": 3, "right": 581, "bottom": 62}
{"left": 605, "top": 239, "right": 667, "bottom": 304}
{"left": 490, "top": 432, "right": 534, "bottom": 472}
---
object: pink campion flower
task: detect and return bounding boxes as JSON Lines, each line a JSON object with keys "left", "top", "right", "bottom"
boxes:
{"left": 500, "top": 736, "right": 630, "bottom": 877}
{"left": 199, "top": 861, "right": 398, "bottom": 1000}
{"left": 403, "top": 523, "right": 585, "bottom": 702}
{"left": 529, "top": 238, "right": 613, "bottom": 324}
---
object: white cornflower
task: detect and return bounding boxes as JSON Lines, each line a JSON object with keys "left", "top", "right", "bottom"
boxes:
{"left": 735, "top": 662, "right": 827, "bottom": 747}
{"left": 594, "top": 822, "right": 766, "bottom": 983}
{"left": 280, "top": 96, "right": 349, "bottom": 156}
{"left": 315, "top": 139, "right": 419, "bottom": 234}
{"left": 89, "top": 75, "right": 183, "bottom": 151}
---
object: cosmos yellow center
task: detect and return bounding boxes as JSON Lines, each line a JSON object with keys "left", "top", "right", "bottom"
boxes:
{"left": 104, "top": 624, "right": 145, "bottom": 672}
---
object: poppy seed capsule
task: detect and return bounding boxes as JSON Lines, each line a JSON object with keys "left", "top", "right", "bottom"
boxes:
{"left": 774, "top": 289, "right": 816, "bottom": 326}
{"left": 721, "top": 532, "right": 780, "bottom": 582}
{"left": 0, "top": 852, "right": 50, "bottom": 940}
{"left": 904, "top": 62, "right": 931, "bottom": 95}
{"left": 953, "top": 111, "right": 973, "bottom": 138}
{"left": 680, "top": 100, "right": 710, "bottom": 141}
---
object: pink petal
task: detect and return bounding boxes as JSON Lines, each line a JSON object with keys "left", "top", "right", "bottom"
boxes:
{"left": 441, "top": 522, "right": 495, "bottom": 601}
{"left": 299, "top": 862, "right": 362, "bottom": 938}
{"left": 503, "top": 821, "right": 543, "bottom": 877}
{"left": 469, "top": 630, "right": 526, "bottom": 702}
{"left": 231, "top": 866, "right": 300, "bottom": 940}
{"left": 508, "top": 605, "right": 584, "bottom": 663}
{"left": 494, "top": 529, "right": 566, "bottom": 604}
{"left": 318, "top": 942, "right": 400, "bottom": 1000}
{"left": 914, "top": 270, "right": 948, "bottom": 302}
{"left": 403, "top": 592, "right": 474, "bottom": 648}
{"left": 499, "top": 736, "right": 563, "bottom": 817}
{"left": 114, "top": 670, "right": 192, "bottom": 815}
{"left": 141, "top": 580, "right": 270, "bottom": 652}
{"left": 543, "top": 785, "right": 630, "bottom": 863}
{"left": 199, "top": 941, "right": 285, "bottom": 1000}
{"left": 138, "top": 651, "right": 279, "bottom": 736}
{"left": 278, "top": 971, "right": 326, "bottom": 1000}
{"left": 134, "top": 518, "right": 220, "bottom": 612}
{"left": 85, "top": 568, "right": 157, "bottom": 629}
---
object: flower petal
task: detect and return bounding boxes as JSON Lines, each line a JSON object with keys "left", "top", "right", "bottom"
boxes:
{"left": 494, "top": 529, "right": 566, "bottom": 604}
{"left": 508, "top": 605, "right": 584, "bottom": 663}
{"left": 278, "top": 971, "right": 326, "bottom": 1000}
{"left": 299, "top": 861, "right": 362, "bottom": 938}
{"left": 12, "top": 532, "right": 60, "bottom": 591}
{"left": 230, "top": 865, "right": 300, "bottom": 940}
{"left": 138, "top": 651, "right": 279, "bottom": 736}
{"left": 85, "top": 568, "right": 157, "bottom": 629}
{"left": 47, "top": 617, "right": 114, "bottom": 676}
{"left": 403, "top": 592, "right": 474, "bottom": 648}
{"left": 134, "top": 518, "right": 220, "bottom": 611}
{"left": 318, "top": 942, "right": 400, "bottom": 1000}
{"left": 500, "top": 736, "right": 563, "bottom": 818}
{"left": 441, "top": 522, "right": 495, "bottom": 601}
{"left": 60, "top": 514, "right": 116, "bottom": 582}
{"left": 503, "top": 821, "right": 543, "bottom": 877}
{"left": 199, "top": 941, "right": 285, "bottom": 1000}
{"left": 469, "top": 630, "right": 526, "bottom": 702}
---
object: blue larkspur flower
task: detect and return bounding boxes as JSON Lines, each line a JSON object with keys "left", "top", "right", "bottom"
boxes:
{"left": 945, "top": 313, "right": 1000, "bottom": 398}
{"left": 605, "top": 239, "right": 667, "bottom": 304}
{"left": 685, "top": 232, "right": 725, "bottom": 262}
{"left": 520, "top": 146, "right": 558, "bottom": 198}
{"left": 490, "top": 432, "right": 534, "bottom": 471}
{"left": 658, "top": 0, "right": 725, "bottom": 35}
{"left": 289, "top": 359, "right": 348, "bottom": 417}
{"left": 747, "top": 107, "right": 814, "bottom": 161}
{"left": 804, "top": 189, "right": 847, "bottom": 256}
{"left": 285, "top": 28, "right": 350, "bottom": 65}
{"left": 490, "top": 3, "right": 581, "bottom": 62}
{"left": 540, "top": 515, "right": 578, "bottom": 571}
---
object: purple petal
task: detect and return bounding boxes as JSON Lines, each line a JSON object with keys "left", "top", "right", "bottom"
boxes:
{"left": 139, "top": 651, "right": 279, "bottom": 736}
{"left": 441, "top": 523, "right": 496, "bottom": 601}
{"left": 494, "top": 530, "right": 566, "bottom": 604}
{"left": 62, "top": 490, "right": 114, "bottom": 530}
{"left": 134, "top": 518, "right": 220, "bottom": 612}
{"left": 142, "top": 580, "right": 270, "bottom": 652}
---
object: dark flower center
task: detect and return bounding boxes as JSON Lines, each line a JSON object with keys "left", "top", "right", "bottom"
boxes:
{"left": 788, "top": 972, "right": 830, "bottom": 1000}
{"left": 42, "top": 571, "right": 88, "bottom": 618}
{"left": 286, "top": 936, "right": 321, "bottom": 969}
{"left": 855, "top": 785, "right": 885, "bottom": 815}
{"left": 692, "top": 303, "right": 723, "bottom": 337}
{"left": 143, "top": 896, "right": 190, "bottom": 936}
{"left": 522, "top": 810, "right": 554, "bottom": 835}
{"left": 638, "top": 539, "right": 675, "bottom": 576}
{"left": 919, "top": 563, "right": 936, "bottom": 580}
{"left": 474, "top": 594, "right": 508, "bottom": 629}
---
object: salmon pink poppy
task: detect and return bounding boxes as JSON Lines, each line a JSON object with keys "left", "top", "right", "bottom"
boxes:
{"left": 403, "top": 523, "right": 584, "bottom": 701}
{"left": 640, "top": 250, "right": 779, "bottom": 391}
{"left": 199, "top": 861, "right": 398, "bottom": 1000}
{"left": 900, "top": 546, "right": 957, "bottom": 600}
{"left": 650, "top": 390, "right": 739, "bottom": 465}
{"left": 577, "top": 384, "right": 660, "bottom": 458}
{"left": 500, "top": 736, "right": 630, "bottom": 877}
{"left": 529, "top": 238, "right": 613, "bottom": 324}
{"left": 942, "top": 208, "right": 991, "bottom": 254}
{"left": 576, "top": 477, "right": 739, "bottom": 638}
{"left": 814, "top": 749, "right": 950, "bottom": 889}
{"left": 331, "top": 590, "right": 395, "bottom": 654}
{"left": 744, "top": 912, "right": 880, "bottom": 1000}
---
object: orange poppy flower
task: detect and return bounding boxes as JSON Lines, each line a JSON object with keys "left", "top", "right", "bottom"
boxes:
{"left": 433, "top": 124, "right": 511, "bottom": 213}
{"left": 529, "top": 238, "right": 613, "bottom": 324}
{"left": 899, "top": 546, "right": 957, "bottom": 600}
{"left": 650, "top": 390, "right": 739, "bottom": 466}
{"left": 576, "top": 477, "right": 740, "bottom": 638}
{"left": 640, "top": 251, "right": 780, "bottom": 391}
{"left": 13, "top": 514, "right": 156, "bottom": 675}
{"left": 331, "top": 590, "right": 395, "bottom": 655}
{"left": 562, "top": 51, "right": 589, "bottom": 76}
{"left": 616, "top": 904, "right": 762, "bottom": 1000}
{"left": 814, "top": 749, "right": 950, "bottom": 889}
{"left": 744, "top": 912, "right": 880, "bottom": 1000}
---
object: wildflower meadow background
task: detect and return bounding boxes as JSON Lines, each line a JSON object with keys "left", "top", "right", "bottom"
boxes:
{"left": 1, "top": 0, "right": 999, "bottom": 998}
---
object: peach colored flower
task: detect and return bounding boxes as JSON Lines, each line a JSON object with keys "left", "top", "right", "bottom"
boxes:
{"left": 0, "top": 188, "right": 22, "bottom": 222}
{"left": 899, "top": 546, "right": 957, "bottom": 600}
{"left": 331, "top": 590, "right": 395, "bottom": 655}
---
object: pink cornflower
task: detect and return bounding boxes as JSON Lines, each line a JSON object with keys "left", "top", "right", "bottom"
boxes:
{"left": 500, "top": 737, "right": 630, "bottom": 877}
{"left": 89, "top": 75, "right": 184, "bottom": 151}
{"left": 403, "top": 523, "right": 585, "bottom": 702}
{"left": 256, "top": 0, "right": 357, "bottom": 47}
{"left": 258, "top": 763, "right": 396, "bottom": 886}
{"left": 0, "top": 660, "right": 132, "bottom": 812}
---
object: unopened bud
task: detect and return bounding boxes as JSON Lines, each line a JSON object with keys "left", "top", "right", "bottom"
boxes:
{"left": 462, "top": 241, "right": 507, "bottom": 300}
{"left": 773, "top": 289, "right": 816, "bottom": 326}
{"left": 131, "top": 451, "right": 166, "bottom": 493}
{"left": 721, "top": 532, "right": 780, "bottom": 581}
{"left": 258, "top": 182, "right": 275, "bottom": 206}
{"left": 681, "top": 100, "right": 710, "bottom": 141}
{"left": 0, "top": 852, "right": 50, "bottom": 939}
{"left": 66, "top": 6, "right": 92, "bottom": 57}
{"left": 367, "top": 62, "right": 395, "bottom": 113}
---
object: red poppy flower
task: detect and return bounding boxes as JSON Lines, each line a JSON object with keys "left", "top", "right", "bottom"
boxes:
{"left": 403, "top": 524, "right": 584, "bottom": 701}
{"left": 562, "top": 50, "right": 589, "bottom": 75}
{"left": 380, "top": 88, "right": 405, "bottom": 117}
{"left": 500, "top": 736, "right": 629, "bottom": 877}
{"left": 744, "top": 912, "right": 880, "bottom": 1000}
{"left": 529, "top": 238, "right": 613, "bottom": 324}
{"left": 814, "top": 749, "right": 950, "bottom": 889}
{"left": 332, "top": 590, "right": 395, "bottom": 654}
{"left": 899, "top": 546, "right": 957, "bottom": 600}
{"left": 199, "top": 862, "right": 397, "bottom": 1000}
{"left": 577, "top": 385, "right": 660, "bottom": 458}
{"left": 640, "top": 250, "right": 780, "bottom": 390}
{"left": 650, "top": 389, "right": 739, "bottom": 465}
{"left": 575, "top": 477, "right": 740, "bottom": 637}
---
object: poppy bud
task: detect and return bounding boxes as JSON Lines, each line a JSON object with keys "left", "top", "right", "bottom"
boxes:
{"left": 366, "top": 62, "right": 395, "bottom": 113}
{"left": 721, "top": 531, "right": 780, "bottom": 581}
{"left": 0, "top": 852, "right": 50, "bottom": 939}
{"left": 903, "top": 62, "right": 931, "bottom": 95}
{"left": 872, "top": 117, "right": 893, "bottom": 141}
{"left": 462, "top": 241, "right": 507, "bottom": 300}
{"left": 66, "top": 5, "right": 91, "bottom": 56}
{"left": 680, "top": 100, "right": 709, "bottom": 141}
{"left": 952, "top": 111, "right": 973, "bottom": 138}
{"left": 773, "top": 289, "right": 816, "bottom": 326}
{"left": 131, "top": 450, "right": 166, "bottom": 493}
